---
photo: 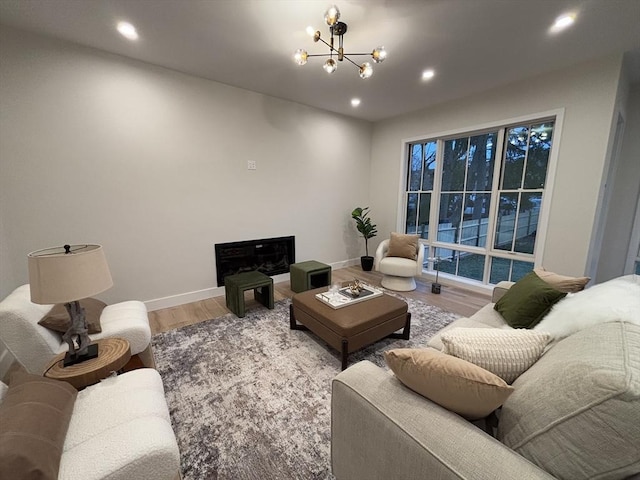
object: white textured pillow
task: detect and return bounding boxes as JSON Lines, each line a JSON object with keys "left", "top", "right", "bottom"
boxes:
{"left": 534, "top": 275, "right": 640, "bottom": 340}
{"left": 441, "top": 328, "right": 551, "bottom": 384}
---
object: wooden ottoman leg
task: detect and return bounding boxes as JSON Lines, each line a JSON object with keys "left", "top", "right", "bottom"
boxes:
{"left": 387, "top": 312, "right": 412, "bottom": 340}
{"left": 289, "top": 304, "right": 309, "bottom": 331}
{"left": 341, "top": 339, "right": 349, "bottom": 371}
{"left": 402, "top": 312, "right": 412, "bottom": 339}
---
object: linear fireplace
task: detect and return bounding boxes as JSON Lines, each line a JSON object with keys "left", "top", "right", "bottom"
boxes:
{"left": 214, "top": 236, "right": 295, "bottom": 286}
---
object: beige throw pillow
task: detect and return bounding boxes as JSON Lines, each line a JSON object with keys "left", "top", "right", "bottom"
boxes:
{"left": 384, "top": 348, "right": 514, "bottom": 420}
{"left": 534, "top": 267, "right": 590, "bottom": 293}
{"left": 387, "top": 232, "right": 419, "bottom": 260}
{"left": 38, "top": 298, "right": 106, "bottom": 334}
{"left": 440, "top": 328, "right": 551, "bottom": 384}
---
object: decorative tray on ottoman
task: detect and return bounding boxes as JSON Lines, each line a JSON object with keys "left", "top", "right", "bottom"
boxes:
{"left": 315, "top": 283, "right": 383, "bottom": 309}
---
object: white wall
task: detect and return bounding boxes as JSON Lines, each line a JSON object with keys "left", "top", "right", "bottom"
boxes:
{"left": 369, "top": 54, "right": 624, "bottom": 278}
{"left": 0, "top": 27, "right": 372, "bottom": 305}
{"left": 596, "top": 83, "right": 640, "bottom": 282}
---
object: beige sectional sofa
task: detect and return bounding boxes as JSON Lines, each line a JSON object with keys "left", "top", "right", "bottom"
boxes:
{"left": 331, "top": 276, "right": 640, "bottom": 480}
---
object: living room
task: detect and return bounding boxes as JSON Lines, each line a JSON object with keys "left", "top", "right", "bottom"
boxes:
{"left": 1, "top": 1, "right": 639, "bottom": 479}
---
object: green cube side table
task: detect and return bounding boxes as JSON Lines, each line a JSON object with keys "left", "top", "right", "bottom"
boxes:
{"left": 225, "top": 271, "right": 274, "bottom": 318}
{"left": 290, "top": 260, "right": 332, "bottom": 293}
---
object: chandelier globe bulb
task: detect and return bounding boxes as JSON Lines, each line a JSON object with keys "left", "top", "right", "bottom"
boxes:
{"left": 294, "top": 49, "right": 308, "bottom": 65}
{"left": 372, "top": 46, "right": 387, "bottom": 63}
{"left": 359, "top": 62, "right": 373, "bottom": 79}
{"left": 324, "top": 5, "right": 340, "bottom": 26}
{"left": 323, "top": 58, "right": 337, "bottom": 74}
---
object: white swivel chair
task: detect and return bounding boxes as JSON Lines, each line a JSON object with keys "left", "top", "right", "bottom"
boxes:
{"left": 0, "top": 284, "right": 154, "bottom": 374}
{"left": 0, "top": 368, "right": 181, "bottom": 480}
{"left": 374, "top": 237, "right": 425, "bottom": 291}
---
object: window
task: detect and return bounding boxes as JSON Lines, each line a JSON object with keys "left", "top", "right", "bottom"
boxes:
{"left": 406, "top": 141, "right": 436, "bottom": 239}
{"left": 404, "top": 119, "right": 555, "bottom": 285}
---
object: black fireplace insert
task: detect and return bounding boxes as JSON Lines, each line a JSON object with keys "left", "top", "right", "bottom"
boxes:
{"left": 214, "top": 236, "right": 295, "bottom": 286}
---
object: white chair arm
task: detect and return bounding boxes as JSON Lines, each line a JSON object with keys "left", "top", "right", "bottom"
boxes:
{"left": 374, "top": 239, "right": 390, "bottom": 271}
{"left": 60, "top": 369, "right": 180, "bottom": 480}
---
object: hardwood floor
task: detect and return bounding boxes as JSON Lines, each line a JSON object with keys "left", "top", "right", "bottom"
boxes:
{"left": 148, "top": 265, "right": 491, "bottom": 335}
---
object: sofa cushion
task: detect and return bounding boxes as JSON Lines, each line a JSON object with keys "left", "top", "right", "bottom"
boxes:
{"left": 494, "top": 271, "right": 566, "bottom": 328}
{"left": 0, "top": 372, "right": 77, "bottom": 480}
{"left": 533, "top": 267, "right": 590, "bottom": 293}
{"left": 440, "top": 328, "right": 551, "bottom": 383}
{"left": 498, "top": 321, "right": 640, "bottom": 479}
{"left": 38, "top": 297, "right": 106, "bottom": 334}
{"left": 427, "top": 305, "right": 505, "bottom": 351}
{"left": 387, "top": 232, "right": 419, "bottom": 260}
{"left": 384, "top": 348, "right": 514, "bottom": 420}
{"left": 534, "top": 274, "right": 640, "bottom": 341}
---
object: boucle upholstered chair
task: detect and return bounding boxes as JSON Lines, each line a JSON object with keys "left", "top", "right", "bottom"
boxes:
{"left": 0, "top": 368, "right": 181, "bottom": 480}
{"left": 0, "top": 284, "right": 154, "bottom": 374}
{"left": 374, "top": 236, "right": 425, "bottom": 291}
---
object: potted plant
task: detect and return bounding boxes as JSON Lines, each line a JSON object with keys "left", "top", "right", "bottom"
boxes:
{"left": 351, "top": 206, "right": 378, "bottom": 271}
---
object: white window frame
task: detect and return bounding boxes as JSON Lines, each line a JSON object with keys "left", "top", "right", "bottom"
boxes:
{"left": 397, "top": 109, "right": 565, "bottom": 290}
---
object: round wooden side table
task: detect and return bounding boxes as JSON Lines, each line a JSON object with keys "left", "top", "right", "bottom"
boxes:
{"left": 44, "top": 337, "right": 131, "bottom": 389}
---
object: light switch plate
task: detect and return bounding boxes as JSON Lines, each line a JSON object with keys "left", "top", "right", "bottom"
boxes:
{"left": 247, "top": 160, "right": 257, "bottom": 170}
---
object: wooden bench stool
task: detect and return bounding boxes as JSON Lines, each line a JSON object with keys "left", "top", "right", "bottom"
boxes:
{"left": 290, "top": 260, "right": 332, "bottom": 293}
{"left": 225, "top": 271, "right": 274, "bottom": 318}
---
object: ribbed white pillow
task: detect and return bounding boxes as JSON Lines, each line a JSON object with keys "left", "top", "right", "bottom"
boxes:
{"left": 441, "top": 328, "right": 551, "bottom": 384}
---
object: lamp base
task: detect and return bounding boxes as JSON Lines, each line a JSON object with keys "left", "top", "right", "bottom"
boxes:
{"left": 431, "top": 283, "right": 442, "bottom": 294}
{"left": 63, "top": 343, "right": 99, "bottom": 367}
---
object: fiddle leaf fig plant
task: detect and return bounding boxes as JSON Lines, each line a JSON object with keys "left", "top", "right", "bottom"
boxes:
{"left": 351, "top": 206, "right": 378, "bottom": 257}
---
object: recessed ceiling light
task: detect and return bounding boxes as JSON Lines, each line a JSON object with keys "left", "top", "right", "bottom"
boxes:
{"left": 550, "top": 13, "right": 576, "bottom": 33}
{"left": 422, "top": 69, "right": 435, "bottom": 81}
{"left": 117, "top": 21, "right": 138, "bottom": 40}
{"left": 351, "top": 98, "right": 361, "bottom": 107}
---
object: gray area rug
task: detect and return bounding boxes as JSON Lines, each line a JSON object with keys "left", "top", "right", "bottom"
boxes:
{"left": 152, "top": 296, "right": 459, "bottom": 480}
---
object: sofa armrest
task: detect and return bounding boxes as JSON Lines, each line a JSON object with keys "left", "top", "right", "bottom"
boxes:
{"left": 331, "top": 361, "right": 553, "bottom": 480}
{"left": 492, "top": 281, "right": 515, "bottom": 303}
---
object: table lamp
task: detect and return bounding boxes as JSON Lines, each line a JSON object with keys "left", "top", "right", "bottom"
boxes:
{"left": 28, "top": 244, "right": 113, "bottom": 366}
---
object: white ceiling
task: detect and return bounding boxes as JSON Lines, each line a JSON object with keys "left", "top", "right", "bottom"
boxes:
{"left": 1, "top": 0, "right": 639, "bottom": 122}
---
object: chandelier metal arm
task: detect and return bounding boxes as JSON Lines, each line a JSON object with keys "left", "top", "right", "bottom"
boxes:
{"left": 342, "top": 55, "right": 361, "bottom": 68}
{"left": 316, "top": 36, "right": 335, "bottom": 52}
{"left": 306, "top": 52, "right": 370, "bottom": 58}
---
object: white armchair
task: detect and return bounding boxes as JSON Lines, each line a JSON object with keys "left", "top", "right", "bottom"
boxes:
{"left": 374, "top": 238, "right": 425, "bottom": 291}
{"left": 0, "top": 284, "right": 154, "bottom": 374}
{"left": 0, "top": 368, "right": 181, "bottom": 480}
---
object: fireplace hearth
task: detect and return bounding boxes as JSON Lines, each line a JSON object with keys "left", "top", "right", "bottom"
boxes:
{"left": 214, "top": 236, "right": 295, "bottom": 286}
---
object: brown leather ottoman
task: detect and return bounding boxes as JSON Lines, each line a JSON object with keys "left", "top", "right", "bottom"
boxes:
{"left": 290, "top": 287, "right": 411, "bottom": 370}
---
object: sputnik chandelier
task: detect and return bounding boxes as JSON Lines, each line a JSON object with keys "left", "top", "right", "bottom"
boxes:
{"left": 293, "top": 5, "right": 387, "bottom": 79}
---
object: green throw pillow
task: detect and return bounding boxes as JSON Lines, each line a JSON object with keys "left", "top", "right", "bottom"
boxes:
{"left": 494, "top": 271, "right": 567, "bottom": 328}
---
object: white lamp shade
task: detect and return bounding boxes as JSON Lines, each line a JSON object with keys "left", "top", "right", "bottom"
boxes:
{"left": 28, "top": 244, "right": 113, "bottom": 304}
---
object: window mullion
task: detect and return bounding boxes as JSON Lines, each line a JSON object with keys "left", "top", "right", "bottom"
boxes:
{"left": 485, "top": 128, "right": 506, "bottom": 282}
{"left": 428, "top": 139, "right": 445, "bottom": 263}
{"left": 520, "top": 126, "right": 531, "bottom": 190}
{"left": 487, "top": 131, "right": 505, "bottom": 253}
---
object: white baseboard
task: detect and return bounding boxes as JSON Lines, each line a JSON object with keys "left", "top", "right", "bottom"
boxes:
{"left": 144, "top": 259, "right": 361, "bottom": 312}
